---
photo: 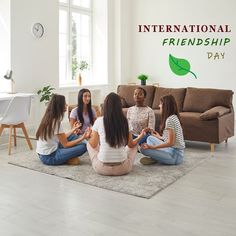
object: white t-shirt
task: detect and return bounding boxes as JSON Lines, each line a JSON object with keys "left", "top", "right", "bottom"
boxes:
{"left": 36, "top": 123, "right": 64, "bottom": 155}
{"left": 92, "top": 117, "right": 127, "bottom": 163}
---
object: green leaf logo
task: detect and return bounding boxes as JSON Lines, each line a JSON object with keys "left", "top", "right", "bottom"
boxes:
{"left": 169, "top": 54, "right": 197, "bottom": 79}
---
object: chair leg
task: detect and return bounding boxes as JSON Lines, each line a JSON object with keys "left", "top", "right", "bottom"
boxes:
{"left": 0, "top": 125, "right": 4, "bottom": 136}
{"left": 20, "top": 123, "right": 33, "bottom": 150}
{"left": 8, "top": 125, "right": 13, "bottom": 155}
{"left": 13, "top": 127, "right": 17, "bottom": 146}
{"left": 210, "top": 143, "right": 215, "bottom": 152}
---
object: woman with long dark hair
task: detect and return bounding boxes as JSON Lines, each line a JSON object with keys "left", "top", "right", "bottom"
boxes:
{"left": 70, "top": 88, "right": 96, "bottom": 134}
{"left": 140, "top": 95, "right": 185, "bottom": 165}
{"left": 87, "top": 92, "right": 147, "bottom": 176}
{"left": 36, "top": 94, "right": 91, "bottom": 165}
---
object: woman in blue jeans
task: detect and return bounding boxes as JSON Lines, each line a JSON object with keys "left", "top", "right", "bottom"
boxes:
{"left": 36, "top": 94, "right": 91, "bottom": 165}
{"left": 140, "top": 95, "right": 185, "bottom": 165}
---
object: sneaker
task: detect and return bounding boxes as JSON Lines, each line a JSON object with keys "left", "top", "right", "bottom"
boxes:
{"left": 140, "top": 157, "right": 157, "bottom": 165}
{"left": 137, "top": 145, "right": 142, "bottom": 153}
{"left": 66, "top": 157, "right": 80, "bottom": 165}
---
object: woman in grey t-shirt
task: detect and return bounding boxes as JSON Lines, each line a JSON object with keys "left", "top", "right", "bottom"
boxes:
{"left": 140, "top": 95, "right": 185, "bottom": 165}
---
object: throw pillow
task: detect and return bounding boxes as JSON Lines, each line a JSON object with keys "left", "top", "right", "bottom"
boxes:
{"left": 200, "top": 106, "right": 230, "bottom": 120}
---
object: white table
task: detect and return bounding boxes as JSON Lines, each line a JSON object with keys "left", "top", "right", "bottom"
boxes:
{"left": 0, "top": 93, "right": 35, "bottom": 101}
{"left": 0, "top": 93, "right": 35, "bottom": 116}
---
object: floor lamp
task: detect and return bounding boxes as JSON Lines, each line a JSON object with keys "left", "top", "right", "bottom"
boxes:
{"left": 4, "top": 70, "right": 15, "bottom": 94}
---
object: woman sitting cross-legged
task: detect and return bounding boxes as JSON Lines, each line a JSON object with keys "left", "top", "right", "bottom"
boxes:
{"left": 36, "top": 94, "right": 91, "bottom": 166}
{"left": 127, "top": 87, "right": 155, "bottom": 144}
{"left": 69, "top": 88, "right": 96, "bottom": 135}
{"left": 140, "top": 95, "right": 185, "bottom": 165}
{"left": 87, "top": 92, "right": 147, "bottom": 176}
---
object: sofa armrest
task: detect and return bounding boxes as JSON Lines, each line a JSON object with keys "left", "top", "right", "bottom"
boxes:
{"left": 200, "top": 106, "right": 231, "bottom": 120}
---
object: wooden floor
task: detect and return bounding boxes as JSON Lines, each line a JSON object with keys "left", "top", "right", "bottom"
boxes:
{"left": 0, "top": 135, "right": 236, "bottom": 236}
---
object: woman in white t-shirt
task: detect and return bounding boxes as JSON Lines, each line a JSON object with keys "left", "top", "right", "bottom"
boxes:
{"left": 87, "top": 93, "right": 147, "bottom": 176}
{"left": 36, "top": 94, "right": 91, "bottom": 165}
{"left": 140, "top": 95, "right": 185, "bottom": 165}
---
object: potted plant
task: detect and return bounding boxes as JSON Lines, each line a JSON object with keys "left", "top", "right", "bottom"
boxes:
{"left": 37, "top": 85, "right": 55, "bottom": 104}
{"left": 77, "top": 60, "right": 89, "bottom": 85}
{"left": 137, "top": 74, "right": 148, "bottom": 85}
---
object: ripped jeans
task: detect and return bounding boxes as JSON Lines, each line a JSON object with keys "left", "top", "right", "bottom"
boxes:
{"left": 141, "top": 136, "right": 184, "bottom": 165}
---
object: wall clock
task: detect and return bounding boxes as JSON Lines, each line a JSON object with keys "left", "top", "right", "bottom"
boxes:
{"left": 32, "top": 23, "right": 44, "bottom": 38}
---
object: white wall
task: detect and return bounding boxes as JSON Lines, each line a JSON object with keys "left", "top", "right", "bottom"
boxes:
{"left": 10, "top": 0, "right": 110, "bottom": 127}
{"left": 92, "top": 0, "right": 108, "bottom": 86}
{"left": 10, "top": 0, "right": 58, "bottom": 126}
{"left": 126, "top": 0, "right": 236, "bottom": 108}
{"left": 5, "top": 0, "right": 236, "bottom": 128}
{"left": 107, "top": 0, "right": 132, "bottom": 91}
{"left": 11, "top": 0, "right": 58, "bottom": 93}
{"left": 0, "top": 0, "right": 10, "bottom": 92}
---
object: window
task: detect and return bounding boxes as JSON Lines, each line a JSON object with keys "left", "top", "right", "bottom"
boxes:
{"left": 59, "top": 0, "right": 92, "bottom": 86}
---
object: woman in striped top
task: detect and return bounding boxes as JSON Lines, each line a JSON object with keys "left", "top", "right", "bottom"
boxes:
{"left": 140, "top": 95, "right": 185, "bottom": 165}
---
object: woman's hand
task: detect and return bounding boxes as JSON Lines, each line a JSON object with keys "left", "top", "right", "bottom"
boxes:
{"left": 82, "top": 127, "right": 92, "bottom": 139}
{"left": 75, "top": 120, "right": 82, "bottom": 128}
{"left": 71, "top": 125, "right": 80, "bottom": 135}
{"left": 72, "top": 121, "right": 82, "bottom": 134}
{"left": 140, "top": 127, "right": 150, "bottom": 137}
{"left": 151, "top": 130, "right": 158, "bottom": 135}
{"left": 141, "top": 143, "right": 150, "bottom": 149}
{"left": 151, "top": 130, "right": 162, "bottom": 139}
{"left": 141, "top": 143, "right": 156, "bottom": 150}
{"left": 139, "top": 128, "right": 146, "bottom": 137}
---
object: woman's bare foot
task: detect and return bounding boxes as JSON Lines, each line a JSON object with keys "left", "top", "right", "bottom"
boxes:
{"left": 140, "top": 156, "right": 157, "bottom": 165}
{"left": 66, "top": 157, "right": 80, "bottom": 165}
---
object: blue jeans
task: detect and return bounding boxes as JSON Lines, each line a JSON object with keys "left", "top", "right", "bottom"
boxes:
{"left": 141, "top": 136, "right": 184, "bottom": 165}
{"left": 132, "top": 133, "right": 150, "bottom": 145}
{"left": 39, "top": 134, "right": 87, "bottom": 165}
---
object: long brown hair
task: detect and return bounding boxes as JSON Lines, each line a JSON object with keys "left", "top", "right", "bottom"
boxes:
{"left": 159, "top": 95, "right": 180, "bottom": 135}
{"left": 36, "top": 94, "right": 66, "bottom": 141}
{"left": 77, "top": 88, "right": 94, "bottom": 127}
{"left": 103, "top": 93, "right": 129, "bottom": 147}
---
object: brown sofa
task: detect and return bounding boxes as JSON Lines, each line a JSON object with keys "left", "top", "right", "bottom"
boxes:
{"left": 117, "top": 85, "right": 234, "bottom": 151}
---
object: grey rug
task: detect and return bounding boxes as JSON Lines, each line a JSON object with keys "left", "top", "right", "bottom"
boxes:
{"left": 8, "top": 148, "right": 210, "bottom": 198}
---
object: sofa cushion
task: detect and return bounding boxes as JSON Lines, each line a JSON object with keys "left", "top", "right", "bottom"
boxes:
{"left": 183, "top": 87, "right": 233, "bottom": 112}
{"left": 117, "top": 85, "right": 155, "bottom": 107}
{"left": 152, "top": 87, "right": 186, "bottom": 111}
{"left": 200, "top": 106, "right": 231, "bottom": 120}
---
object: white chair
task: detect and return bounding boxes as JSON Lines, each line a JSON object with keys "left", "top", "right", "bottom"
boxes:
{"left": 0, "top": 96, "right": 33, "bottom": 155}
